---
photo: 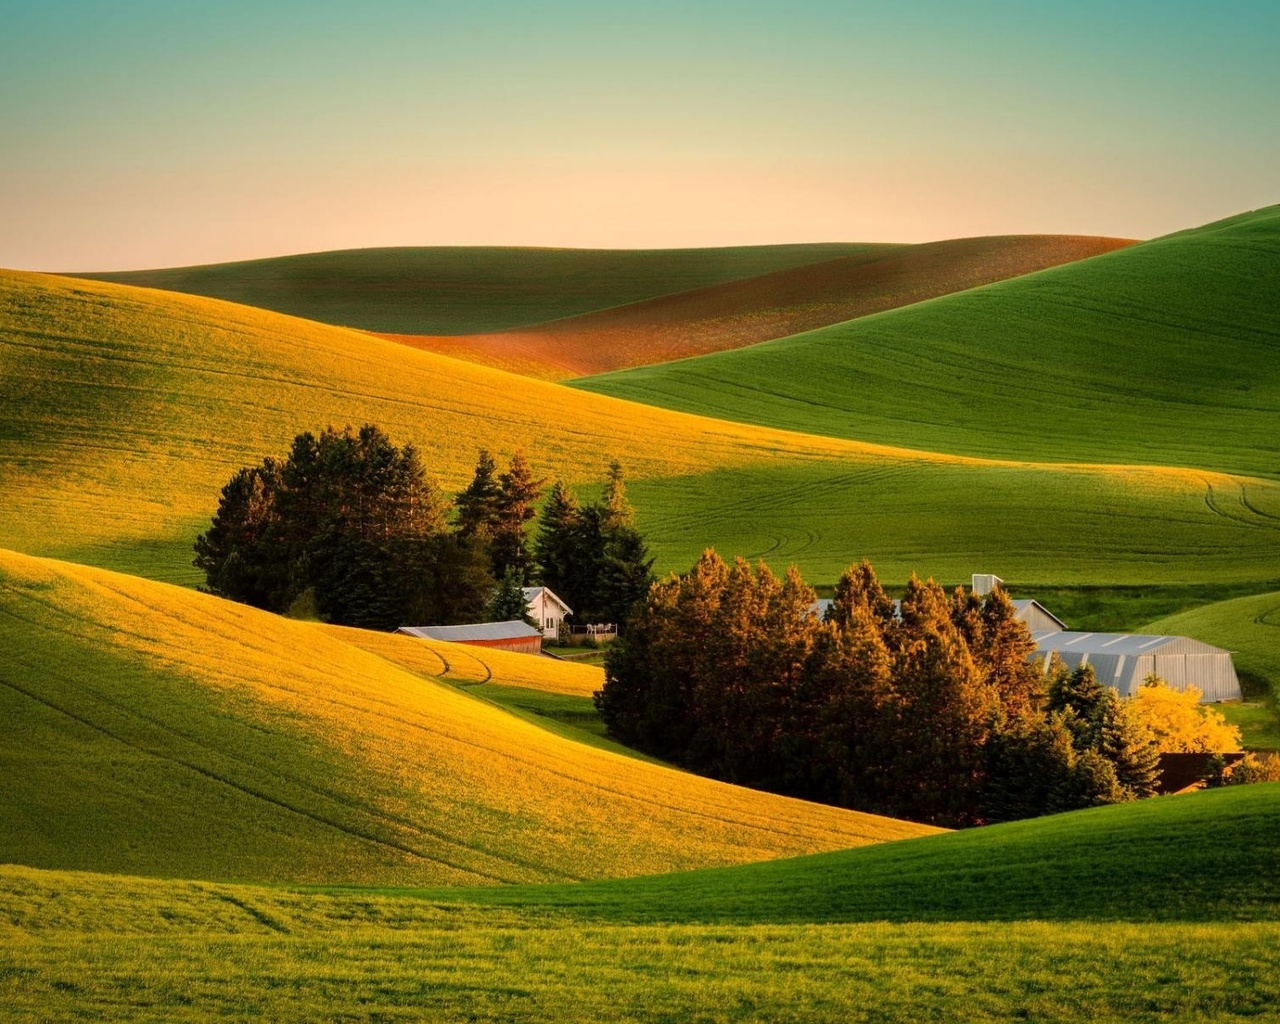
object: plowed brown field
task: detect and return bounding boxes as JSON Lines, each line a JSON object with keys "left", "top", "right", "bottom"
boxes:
{"left": 379, "top": 234, "right": 1132, "bottom": 379}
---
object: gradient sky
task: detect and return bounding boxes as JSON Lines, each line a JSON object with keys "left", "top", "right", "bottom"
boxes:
{"left": 2, "top": 0, "right": 1277, "bottom": 269}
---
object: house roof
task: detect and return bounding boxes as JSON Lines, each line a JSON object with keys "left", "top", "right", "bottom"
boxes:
{"left": 522, "top": 586, "right": 572, "bottom": 615}
{"left": 1030, "top": 631, "right": 1231, "bottom": 657}
{"left": 397, "top": 620, "right": 542, "bottom": 642}
{"left": 1011, "top": 599, "right": 1068, "bottom": 630}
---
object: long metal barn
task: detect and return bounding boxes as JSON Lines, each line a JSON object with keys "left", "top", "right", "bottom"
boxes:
{"left": 1032, "top": 631, "right": 1242, "bottom": 702}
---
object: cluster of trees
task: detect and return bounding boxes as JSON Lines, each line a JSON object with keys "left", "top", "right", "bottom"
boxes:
{"left": 534, "top": 463, "right": 654, "bottom": 628}
{"left": 194, "top": 425, "right": 653, "bottom": 632}
{"left": 596, "top": 552, "right": 1240, "bottom": 827}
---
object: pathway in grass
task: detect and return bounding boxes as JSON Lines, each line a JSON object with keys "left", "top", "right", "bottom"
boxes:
{"left": 577, "top": 205, "right": 1280, "bottom": 479}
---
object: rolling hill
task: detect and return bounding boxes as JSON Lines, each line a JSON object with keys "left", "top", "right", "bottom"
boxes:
{"left": 576, "top": 206, "right": 1280, "bottom": 480}
{"left": 4, "top": 267, "right": 1279, "bottom": 588}
{"left": 70, "top": 243, "right": 890, "bottom": 335}
{"left": 0, "top": 548, "right": 930, "bottom": 886}
{"left": 380, "top": 234, "right": 1132, "bottom": 379}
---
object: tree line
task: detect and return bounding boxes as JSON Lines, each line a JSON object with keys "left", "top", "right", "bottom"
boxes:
{"left": 596, "top": 551, "right": 1241, "bottom": 827}
{"left": 194, "top": 425, "right": 652, "bottom": 631}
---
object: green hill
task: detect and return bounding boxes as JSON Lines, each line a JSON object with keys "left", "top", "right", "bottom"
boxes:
{"left": 576, "top": 206, "right": 1280, "bottom": 480}
{"left": 3, "top": 785, "right": 1277, "bottom": 1022}
{"left": 0, "top": 549, "right": 925, "bottom": 887}
{"left": 448, "top": 782, "right": 1280, "bottom": 924}
{"left": 4, "top": 268, "right": 1280, "bottom": 589}
{"left": 71, "top": 243, "right": 889, "bottom": 334}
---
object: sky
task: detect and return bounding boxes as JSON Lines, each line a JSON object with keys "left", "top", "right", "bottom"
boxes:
{"left": 2, "top": 0, "right": 1277, "bottom": 270}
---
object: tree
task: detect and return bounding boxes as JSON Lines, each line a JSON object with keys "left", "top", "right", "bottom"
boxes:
{"left": 534, "top": 481, "right": 582, "bottom": 598}
{"left": 1131, "top": 677, "right": 1243, "bottom": 753}
{"left": 489, "top": 452, "right": 544, "bottom": 583}
{"left": 194, "top": 425, "right": 469, "bottom": 628}
{"left": 489, "top": 567, "right": 536, "bottom": 625}
{"left": 454, "top": 450, "right": 503, "bottom": 538}
{"left": 1095, "top": 690, "right": 1161, "bottom": 799}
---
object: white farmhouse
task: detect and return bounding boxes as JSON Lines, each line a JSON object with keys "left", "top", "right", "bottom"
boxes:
{"left": 522, "top": 586, "right": 573, "bottom": 641}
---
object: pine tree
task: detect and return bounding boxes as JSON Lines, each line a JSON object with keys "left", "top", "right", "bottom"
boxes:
{"left": 600, "top": 460, "right": 635, "bottom": 531}
{"left": 488, "top": 567, "right": 536, "bottom": 625}
{"left": 454, "top": 450, "right": 503, "bottom": 538}
{"left": 534, "top": 481, "right": 581, "bottom": 595}
{"left": 491, "top": 452, "right": 544, "bottom": 583}
{"left": 1097, "top": 691, "right": 1161, "bottom": 799}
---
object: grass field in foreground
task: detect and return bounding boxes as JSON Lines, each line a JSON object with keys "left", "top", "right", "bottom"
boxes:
{"left": 4, "top": 268, "right": 1280, "bottom": 590}
{"left": 3, "top": 784, "right": 1278, "bottom": 1022}
{"left": 383, "top": 234, "right": 1131, "bottom": 379}
{"left": 72, "top": 243, "right": 887, "bottom": 334}
{"left": 0, "top": 549, "right": 926, "bottom": 887}
{"left": 577, "top": 205, "right": 1280, "bottom": 479}
{"left": 3, "top": 908, "right": 1274, "bottom": 1023}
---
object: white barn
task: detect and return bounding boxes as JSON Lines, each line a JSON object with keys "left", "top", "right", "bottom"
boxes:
{"left": 522, "top": 586, "right": 573, "bottom": 641}
{"left": 1032, "top": 631, "right": 1241, "bottom": 702}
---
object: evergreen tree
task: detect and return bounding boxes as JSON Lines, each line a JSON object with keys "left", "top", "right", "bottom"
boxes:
{"left": 534, "top": 481, "right": 582, "bottom": 599}
{"left": 600, "top": 460, "right": 635, "bottom": 531}
{"left": 489, "top": 567, "right": 536, "bottom": 625}
{"left": 491, "top": 452, "right": 544, "bottom": 583}
{"left": 454, "top": 450, "right": 503, "bottom": 538}
{"left": 1096, "top": 691, "right": 1161, "bottom": 799}
{"left": 195, "top": 424, "right": 454, "bottom": 626}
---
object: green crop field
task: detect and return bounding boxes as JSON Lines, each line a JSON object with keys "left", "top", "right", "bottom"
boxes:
{"left": 2, "top": 785, "right": 1277, "bottom": 1022}
{"left": 72, "top": 243, "right": 889, "bottom": 335}
{"left": 4, "top": 268, "right": 1279, "bottom": 592}
{"left": 576, "top": 206, "right": 1280, "bottom": 481}
{"left": 0, "top": 549, "right": 926, "bottom": 887}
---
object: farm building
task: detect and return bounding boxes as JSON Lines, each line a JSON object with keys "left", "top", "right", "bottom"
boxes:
{"left": 397, "top": 621, "right": 543, "bottom": 656}
{"left": 1031, "top": 631, "right": 1241, "bottom": 702}
{"left": 809, "top": 597, "right": 1065, "bottom": 632}
{"left": 522, "top": 586, "right": 572, "bottom": 641}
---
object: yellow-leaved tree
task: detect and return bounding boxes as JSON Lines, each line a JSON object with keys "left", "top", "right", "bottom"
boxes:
{"left": 1132, "top": 677, "right": 1242, "bottom": 753}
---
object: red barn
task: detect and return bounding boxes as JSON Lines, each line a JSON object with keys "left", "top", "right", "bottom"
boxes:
{"left": 396, "top": 620, "right": 543, "bottom": 656}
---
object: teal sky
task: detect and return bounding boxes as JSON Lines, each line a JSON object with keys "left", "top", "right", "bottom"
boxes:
{"left": 2, "top": 0, "right": 1277, "bottom": 269}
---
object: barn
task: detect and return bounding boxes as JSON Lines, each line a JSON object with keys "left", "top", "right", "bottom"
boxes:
{"left": 1031, "top": 631, "right": 1241, "bottom": 702}
{"left": 522, "top": 586, "right": 573, "bottom": 640}
{"left": 397, "top": 621, "right": 543, "bottom": 656}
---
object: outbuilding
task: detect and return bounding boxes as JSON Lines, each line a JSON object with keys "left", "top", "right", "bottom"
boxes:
{"left": 397, "top": 620, "right": 543, "bottom": 656}
{"left": 1031, "top": 631, "right": 1241, "bottom": 702}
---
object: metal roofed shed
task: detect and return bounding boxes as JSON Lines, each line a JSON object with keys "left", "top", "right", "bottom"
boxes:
{"left": 1032, "top": 631, "right": 1241, "bottom": 702}
{"left": 397, "top": 620, "right": 543, "bottom": 656}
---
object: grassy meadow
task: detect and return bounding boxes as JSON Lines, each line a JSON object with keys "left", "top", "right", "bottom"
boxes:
{"left": 4, "top": 268, "right": 1279, "bottom": 593}
{"left": 577, "top": 206, "right": 1280, "bottom": 480}
{"left": 2, "top": 785, "right": 1278, "bottom": 1022}
{"left": 73, "top": 243, "right": 888, "bottom": 334}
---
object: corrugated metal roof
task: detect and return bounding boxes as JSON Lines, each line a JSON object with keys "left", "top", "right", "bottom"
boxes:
{"left": 1031, "top": 631, "right": 1230, "bottom": 657}
{"left": 398, "top": 620, "right": 541, "bottom": 642}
